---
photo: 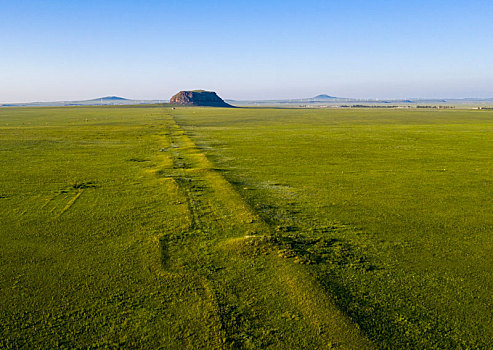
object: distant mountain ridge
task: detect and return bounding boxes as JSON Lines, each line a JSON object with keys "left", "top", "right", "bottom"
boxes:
{"left": 99, "top": 96, "right": 128, "bottom": 101}
{"left": 226, "top": 94, "right": 493, "bottom": 106}
{"left": 0, "top": 96, "right": 166, "bottom": 107}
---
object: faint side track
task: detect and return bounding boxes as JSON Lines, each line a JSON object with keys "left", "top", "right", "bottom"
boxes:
{"left": 56, "top": 189, "right": 84, "bottom": 218}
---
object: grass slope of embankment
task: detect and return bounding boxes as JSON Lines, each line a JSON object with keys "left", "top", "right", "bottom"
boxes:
{"left": 173, "top": 107, "right": 493, "bottom": 349}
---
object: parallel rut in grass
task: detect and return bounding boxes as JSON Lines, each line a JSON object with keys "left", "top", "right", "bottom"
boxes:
{"left": 151, "top": 112, "right": 374, "bottom": 349}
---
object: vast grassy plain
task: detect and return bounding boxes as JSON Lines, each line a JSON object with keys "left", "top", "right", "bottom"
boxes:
{"left": 0, "top": 107, "right": 371, "bottom": 349}
{"left": 1, "top": 106, "right": 492, "bottom": 349}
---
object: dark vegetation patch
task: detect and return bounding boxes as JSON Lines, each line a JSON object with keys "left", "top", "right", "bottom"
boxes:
{"left": 70, "top": 180, "right": 97, "bottom": 189}
{"left": 56, "top": 180, "right": 98, "bottom": 194}
{"left": 271, "top": 234, "right": 376, "bottom": 270}
{"left": 127, "top": 157, "right": 150, "bottom": 162}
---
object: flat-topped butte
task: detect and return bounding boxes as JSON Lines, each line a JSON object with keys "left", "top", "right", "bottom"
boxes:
{"left": 170, "top": 90, "right": 233, "bottom": 107}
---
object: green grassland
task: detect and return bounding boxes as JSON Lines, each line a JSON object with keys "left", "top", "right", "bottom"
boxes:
{"left": 0, "top": 107, "right": 371, "bottom": 349}
{"left": 1, "top": 106, "right": 492, "bottom": 348}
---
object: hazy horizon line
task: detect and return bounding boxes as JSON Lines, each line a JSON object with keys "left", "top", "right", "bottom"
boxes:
{"left": 3, "top": 93, "right": 493, "bottom": 105}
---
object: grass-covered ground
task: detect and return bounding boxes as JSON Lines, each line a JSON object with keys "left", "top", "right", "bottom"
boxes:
{"left": 1, "top": 106, "right": 492, "bottom": 348}
{"left": 174, "top": 107, "right": 493, "bottom": 349}
{"left": 0, "top": 107, "right": 371, "bottom": 349}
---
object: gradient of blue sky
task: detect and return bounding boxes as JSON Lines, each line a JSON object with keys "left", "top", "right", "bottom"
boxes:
{"left": 1, "top": 0, "right": 492, "bottom": 102}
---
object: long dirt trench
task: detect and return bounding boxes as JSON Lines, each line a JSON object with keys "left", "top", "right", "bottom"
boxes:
{"left": 147, "top": 111, "right": 374, "bottom": 349}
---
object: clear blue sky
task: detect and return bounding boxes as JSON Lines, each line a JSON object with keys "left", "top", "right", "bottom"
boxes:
{"left": 1, "top": 0, "right": 492, "bottom": 102}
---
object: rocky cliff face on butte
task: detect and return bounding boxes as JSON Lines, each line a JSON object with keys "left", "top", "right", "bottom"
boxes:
{"left": 169, "top": 90, "right": 233, "bottom": 107}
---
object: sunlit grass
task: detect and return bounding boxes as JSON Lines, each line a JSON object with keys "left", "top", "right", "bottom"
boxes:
{"left": 3, "top": 105, "right": 491, "bottom": 348}
{"left": 0, "top": 107, "right": 372, "bottom": 349}
{"left": 174, "top": 107, "right": 493, "bottom": 349}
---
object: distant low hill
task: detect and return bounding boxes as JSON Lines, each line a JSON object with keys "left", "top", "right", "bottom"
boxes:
{"left": 96, "top": 96, "right": 128, "bottom": 101}
{"left": 312, "top": 94, "right": 337, "bottom": 100}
